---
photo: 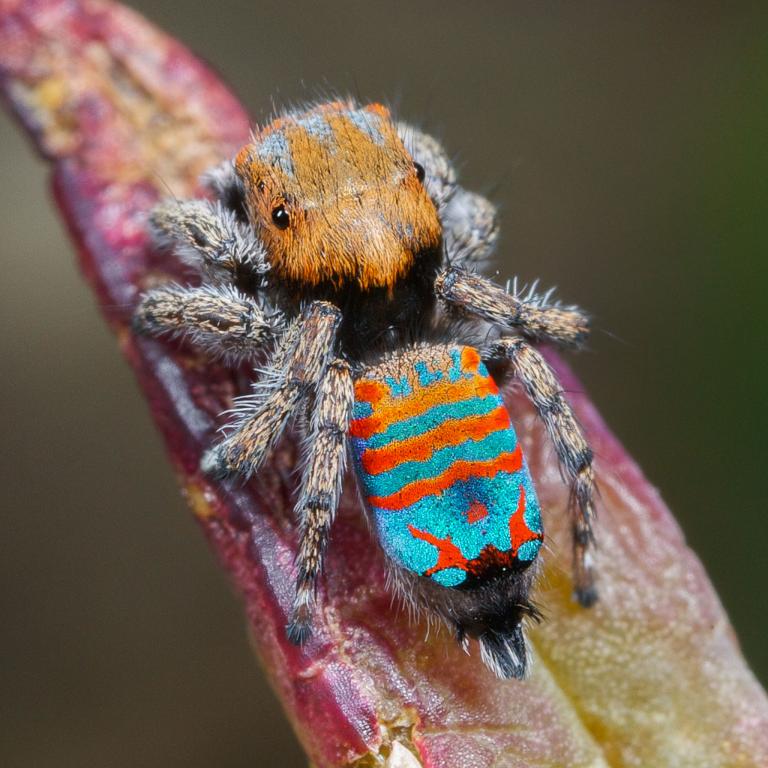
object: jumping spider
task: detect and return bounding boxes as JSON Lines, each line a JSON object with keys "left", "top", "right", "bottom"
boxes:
{"left": 134, "top": 100, "right": 596, "bottom": 679}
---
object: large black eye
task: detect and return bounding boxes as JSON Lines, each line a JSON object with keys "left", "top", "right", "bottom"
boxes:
{"left": 414, "top": 161, "right": 426, "bottom": 183}
{"left": 271, "top": 204, "right": 290, "bottom": 229}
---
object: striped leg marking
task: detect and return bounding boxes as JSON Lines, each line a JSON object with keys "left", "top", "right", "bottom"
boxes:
{"left": 202, "top": 301, "right": 341, "bottom": 479}
{"left": 134, "top": 284, "right": 281, "bottom": 363}
{"left": 287, "top": 359, "right": 354, "bottom": 644}
{"left": 149, "top": 198, "right": 267, "bottom": 279}
{"left": 436, "top": 266, "right": 590, "bottom": 349}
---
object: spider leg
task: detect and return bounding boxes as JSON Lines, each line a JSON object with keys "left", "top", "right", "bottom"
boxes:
{"left": 287, "top": 359, "right": 354, "bottom": 644}
{"left": 491, "top": 337, "right": 597, "bottom": 606}
{"left": 436, "top": 266, "right": 589, "bottom": 348}
{"left": 442, "top": 188, "right": 499, "bottom": 269}
{"left": 202, "top": 301, "right": 342, "bottom": 480}
{"left": 149, "top": 198, "right": 267, "bottom": 281}
{"left": 133, "top": 284, "right": 282, "bottom": 363}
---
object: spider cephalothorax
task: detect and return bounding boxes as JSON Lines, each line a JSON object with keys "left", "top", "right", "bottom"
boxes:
{"left": 235, "top": 102, "right": 442, "bottom": 292}
{"left": 135, "top": 99, "right": 596, "bottom": 679}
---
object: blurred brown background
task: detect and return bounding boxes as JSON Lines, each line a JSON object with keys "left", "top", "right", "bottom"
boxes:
{"left": 2, "top": 2, "right": 767, "bottom": 766}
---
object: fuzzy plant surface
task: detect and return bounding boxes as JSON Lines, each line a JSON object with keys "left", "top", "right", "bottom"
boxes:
{"left": 2, "top": 1, "right": 768, "bottom": 766}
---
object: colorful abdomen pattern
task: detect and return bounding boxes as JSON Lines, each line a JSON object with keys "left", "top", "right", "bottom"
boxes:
{"left": 350, "top": 344, "right": 543, "bottom": 589}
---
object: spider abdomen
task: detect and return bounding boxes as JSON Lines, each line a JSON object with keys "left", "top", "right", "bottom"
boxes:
{"left": 350, "top": 344, "right": 543, "bottom": 589}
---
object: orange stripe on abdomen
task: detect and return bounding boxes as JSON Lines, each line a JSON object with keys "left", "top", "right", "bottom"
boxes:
{"left": 367, "top": 445, "right": 523, "bottom": 511}
{"left": 351, "top": 374, "right": 499, "bottom": 440}
{"left": 361, "top": 406, "right": 511, "bottom": 475}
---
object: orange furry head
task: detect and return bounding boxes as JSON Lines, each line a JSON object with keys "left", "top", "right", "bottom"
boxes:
{"left": 235, "top": 102, "right": 442, "bottom": 291}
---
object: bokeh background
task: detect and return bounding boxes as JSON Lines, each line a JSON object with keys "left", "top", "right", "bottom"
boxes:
{"left": 2, "top": 2, "right": 767, "bottom": 766}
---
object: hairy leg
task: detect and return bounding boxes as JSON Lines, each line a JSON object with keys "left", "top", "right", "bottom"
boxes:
{"left": 442, "top": 188, "right": 499, "bottom": 268}
{"left": 133, "top": 284, "right": 282, "bottom": 362}
{"left": 202, "top": 301, "right": 342, "bottom": 479}
{"left": 436, "top": 266, "right": 589, "bottom": 348}
{"left": 287, "top": 359, "right": 354, "bottom": 644}
{"left": 149, "top": 198, "right": 267, "bottom": 282}
{"left": 492, "top": 337, "right": 597, "bottom": 606}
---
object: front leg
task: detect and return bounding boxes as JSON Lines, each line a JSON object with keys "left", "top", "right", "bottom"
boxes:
{"left": 436, "top": 266, "right": 589, "bottom": 348}
{"left": 287, "top": 359, "right": 354, "bottom": 644}
{"left": 149, "top": 198, "right": 267, "bottom": 282}
{"left": 492, "top": 337, "right": 597, "bottom": 606}
{"left": 442, "top": 188, "right": 499, "bottom": 268}
{"left": 134, "top": 284, "right": 282, "bottom": 363}
{"left": 202, "top": 301, "right": 342, "bottom": 480}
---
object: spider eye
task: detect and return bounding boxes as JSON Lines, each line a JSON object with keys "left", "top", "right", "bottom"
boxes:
{"left": 414, "top": 161, "right": 426, "bottom": 183}
{"left": 271, "top": 205, "right": 290, "bottom": 229}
